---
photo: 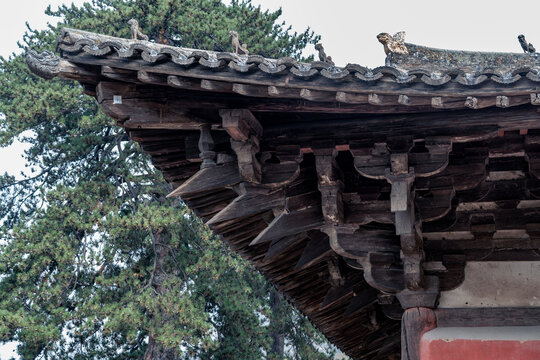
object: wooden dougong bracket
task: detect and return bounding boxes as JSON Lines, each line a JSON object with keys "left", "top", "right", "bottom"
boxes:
{"left": 314, "top": 147, "right": 344, "bottom": 224}
{"left": 385, "top": 157, "right": 422, "bottom": 290}
{"left": 198, "top": 124, "right": 216, "bottom": 169}
{"left": 220, "top": 109, "right": 263, "bottom": 183}
{"left": 384, "top": 152, "right": 439, "bottom": 309}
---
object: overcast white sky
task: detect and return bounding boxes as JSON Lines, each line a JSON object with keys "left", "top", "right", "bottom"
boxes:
{"left": 1, "top": 0, "right": 540, "bottom": 357}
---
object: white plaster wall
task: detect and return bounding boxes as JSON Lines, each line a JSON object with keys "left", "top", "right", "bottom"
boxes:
{"left": 438, "top": 261, "right": 540, "bottom": 308}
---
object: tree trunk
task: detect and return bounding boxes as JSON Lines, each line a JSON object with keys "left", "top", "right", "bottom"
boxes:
{"left": 269, "top": 289, "right": 285, "bottom": 359}
{"left": 144, "top": 337, "right": 180, "bottom": 360}
{"left": 142, "top": 231, "right": 181, "bottom": 360}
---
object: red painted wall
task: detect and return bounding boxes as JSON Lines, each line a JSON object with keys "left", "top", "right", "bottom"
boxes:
{"left": 420, "top": 327, "right": 540, "bottom": 360}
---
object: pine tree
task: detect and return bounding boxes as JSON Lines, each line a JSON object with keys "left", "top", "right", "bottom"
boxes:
{"left": 0, "top": 1, "right": 335, "bottom": 359}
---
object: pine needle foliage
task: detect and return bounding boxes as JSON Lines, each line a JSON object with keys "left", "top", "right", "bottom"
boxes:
{"left": 0, "top": 1, "right": 334, "bottom": 359}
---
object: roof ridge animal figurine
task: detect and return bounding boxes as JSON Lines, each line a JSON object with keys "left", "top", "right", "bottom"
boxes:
{"left": 518, "top": 34, "right": 536, "bottom": 54}
{"left": 128, "top": 19, "right": 149, "bottom": 41}
{"left": 229, "top": 31, "right": 249, "bottom": 55}
{"left": 315, "top": 43, "right": 335, "bottom": 65}
{"left": 377, "top": 31, "right": 409, "bottom": 55}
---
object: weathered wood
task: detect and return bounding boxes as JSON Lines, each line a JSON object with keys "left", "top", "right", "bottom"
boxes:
{"left": 401, "top": 308, "right": 437, "bottom": 360}
{"left": 101, "top": 66, "right": 137, "bottom": 82}
{"left": 396, "top": 276, "right": 439, "bottom": 309}
{"left": 166, "top": 162, "right": 242, "bottom": 198}
{"left": 261, "top": 161, "right": 302, "bottom": 187}
{"left": 369, "top": 263, "right": 405, "bottom": 293}
{"left": 232, "top": 83, "right": 271, "bottom": 98}
{"left": 160, "top": 163, "right": 201, "bottom": 181}
{"left": 416, "top": 188, "right": 454, "bottom": 222}
{"left": 381, "top": 304, "right": 405, "bottom": 321}
{"left": 300, "top": 88, "right": 336, "bottom": 102}
{"left": 167, "top": 75, "right": 202, "bottom": 91}
{"left": 123, "top": 118, "right": 203, "bottom": 130}
{"left": 342, "top": 287, "right": 378, "bottom": 318}
{"left": 330, "top": 227, "right": 400, "bottom": 259}
{"left": 198, "top": 124, "right": 216, "bottom": 169}
{"left": 435, "top": 307, "right": 540, "bottom": 327}
{"left": 352, "top": 140, "right": 451, "bottom": 180}
{"left": 231, "top": 139, "right": 262, "bottom": 183}
{"left": 41, "top": 34, "right": 540, "bottom": 360}
{"left": 45, "top": 57, "right": 100, "bottom": 83}
{"left": 250, "top": 191, "right": 323, "bottom": 245}
{"left": 368, "top": 93, "right": 383, "bottom": 105}
{"left": 315, "top": 150, "right": 344, "bottom": 224}
{"left": 220, "top": 109, "right": 263, "bottom": 142}
{"left": 250, "top": 204, "right": 325, "bottom": 245}
{"left": 201, "top": 79, "right": 232, "bottom": 92}
{"left": 93, "top": 79, "right": 540, "bottom": 120}
{"left": 394, "top": 148, "right": 423, "bottom": 291}
{"left": 320, "top": 285, "right": 353, "bottom": 310}
{"left": 267, "top": 86, "right": 300, "bottom": 99}
{"left": 264, "top": 232, "right": 308, "bottom": 261}
{"left": 138, "top": 70, "right": 167, "bottom": 85}
{"left": 325, "top": 223, "right": 405, "bottom": 293}
{"left": 399, "top": 233, "right": 425, "bottom": 291}
{"left": 220, "top": 109, "right": 263, "bottom": 183}
{"left": 64, "top": 52, "right": 540, "bottom": 99}
{"left": 295, "top": 231, "right": 333, "bottom": 270}
{"left": 336, "top": 91, "right": 368, "bottom": 104}
{"left": 398, "top": 95, "right": 410, "bottom": 106}
{"left": 345, "top": 197, "right": 393, "bottom": 225}
{"left": 431, "top": 97, "right": 464, "bottom": 109}
{"left": 96, "top": 81, "right": 208, "bottom": 128}
{"left": 207, "top": 187, "right": 285, "bottom": 226}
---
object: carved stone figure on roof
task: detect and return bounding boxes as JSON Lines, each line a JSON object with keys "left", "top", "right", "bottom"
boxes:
{"left": 377, "top": 31, "right": 409, "bottom": 55}
{"left": 315, "top": 43, "right": 335, "bottom": 65}
{"left": 518, "top": 34, "right": 536, "bottom": 54}
{"left": 127, "top": 19, "right": 148, "bottom": 41}
{"left": 25, "top": 49, "right": 60, "bottom": 80}
{"left": 229, "top": 31, "right": 249, "bottom": 55}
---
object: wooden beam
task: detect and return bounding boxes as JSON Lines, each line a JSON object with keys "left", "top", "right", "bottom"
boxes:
{"left": 167, "top": 75, "right": 202, "bottom": 90}
{"left": 166, "top": 162, "right": 242, "bottom": 198}
{"left": 201, "top": 79, "right": 232, "bottom": 92}
{"left": 295, "top": 231, "right": 333, "bottom": 270}
{"left": 250, "top": 193, "right": 324, "bottom": 245}
{"left": 320, "top": 285, "right": 352, "bottom": 310}
{"left": 336, "top": 91, "right": 368, "bottom": 104}
{"left": 431, "top": 97, "right": 464, "bottom": 109}
{"left": 365, "top": 254, "right": 405, "bottom": 292}
{"left": 345, "top": 198, "right": 393, "bottom": 225}
{"left": 220, "top": 109, "right": 263, "bottom": 183}
{"left": 267, "top": 86, "right": 300, "bottom": 98}
{"left": 232, "top": 83, "right": 269, "bottom": 97}
{"left": 263, "top": 232, "right": 308, "bottom": 262}
{"left": 250, "top": 205, "right": 324, "bottom": 245}
{"left": 198, "top": 124, "right": 216, "bottom": 169}
{"left": 207, "top": 187, "right": 285, "bottom": 226}
{"left": 101, "top": 66, "right": 137, "bottom": 82}
{"left": 396, "top": 276, "right": 439, "bottom": 309}
{"left": 64, "top": 52, "right": 540, "bottom": 99}
{"left": 138, "top": 70, "right": 167, "bottom": 85}
{"left": 220, "top": 109, "right": 263, "bottom": 142}
{"left": 401, "top": 307, "right": 437, "bottom": 360}
{"left": 435, "top": 307, "right": 540, "bottom": 327}
{"left": 300, "top": 88, "right": 336, "bottom": 102}
{"left": 342, "top": 287, "right": 378, "bottom": 318}
{"left": 315, "top": 149, "right": 344, "bottom": 224}
{"left": 96, "top": 81, "right": 208, "bottom": 128}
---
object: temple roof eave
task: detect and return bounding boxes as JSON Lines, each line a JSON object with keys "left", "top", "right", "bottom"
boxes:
{"left": 24, "top": 28, "right": 540, "bottom": 115}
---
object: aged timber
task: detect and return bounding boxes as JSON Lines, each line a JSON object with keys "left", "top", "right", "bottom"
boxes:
{"left": 26, "top": 28, "right": 540, "bottom": 360}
